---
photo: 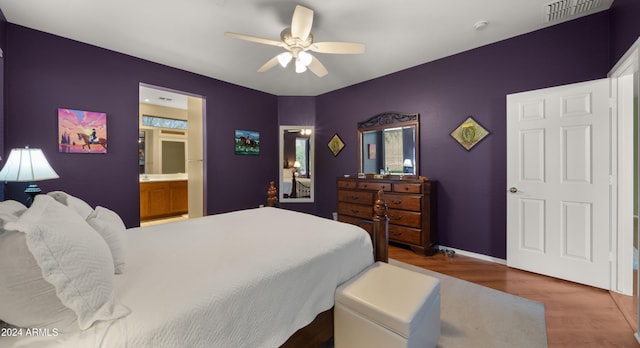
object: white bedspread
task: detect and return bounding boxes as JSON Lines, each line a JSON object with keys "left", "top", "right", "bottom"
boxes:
{"left": 5, "top": 207, "right": 373, "bottom": 348}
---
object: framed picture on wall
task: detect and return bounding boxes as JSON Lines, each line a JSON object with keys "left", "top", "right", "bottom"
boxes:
{"left": 328, "top": 133, "right": 345, "bottom": 157}
{"left": 450, "top": 116, "right": 490, "bottom": 151}
{"left": 58, "top": 108, "right": 107, "bottom": 154}
{"left": 235, "top": 129, "right": 260, "bottom": 155}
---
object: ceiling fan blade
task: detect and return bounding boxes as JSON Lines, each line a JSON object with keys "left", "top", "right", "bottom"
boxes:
{"left": 291, "top": 5, "right": 313, "bottom": 41}
{"left": 310, "top": 41, "right": 365, "bottom": 54}
{"left": 225, "top": 32, "right": 283, "bottom": 47}
{"left": 307, "top": 55, "right": 328, "bottom": 78}
{"left": 257, "top": 55, "right": 280, "bottom": 73}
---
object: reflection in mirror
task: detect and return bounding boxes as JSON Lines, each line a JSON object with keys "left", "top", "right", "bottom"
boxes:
{"left": 358, "top": 112, "right": 419, "bottom": 175}
{"left": 139, "top": 117, "right": 188, "bottom": 175}
{"left": 279, "top": 125, "right": 314, "bottom": 203}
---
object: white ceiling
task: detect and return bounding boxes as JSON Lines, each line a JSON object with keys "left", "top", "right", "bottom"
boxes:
{"left": 0, "top": 0, "right": 613, "bottom": 96}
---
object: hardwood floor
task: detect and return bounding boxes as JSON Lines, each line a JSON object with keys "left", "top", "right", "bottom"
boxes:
{"left": 390, "top": 245, "right": 640, "bottom": 347}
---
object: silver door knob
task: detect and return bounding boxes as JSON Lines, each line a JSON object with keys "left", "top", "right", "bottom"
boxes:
{"left": 509, "top": 187, "right": 518, "bottom": 193}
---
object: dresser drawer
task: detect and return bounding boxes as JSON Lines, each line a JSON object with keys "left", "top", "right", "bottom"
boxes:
{"left": 337, "top": 179, "right": 357, "bottom": 189}
{"left": 387, "top": 209, "right": 422, "bottom": 228}
{"left": 338, "top": 190, "right": 374, "bottom": 204}
{"left": 338, "top": 215, "right": 373, "bottom": 235}
{"left": 393, "top": 183, "right": 422, "bottom": 194}
{"left": 336, "top": 176, "right": 437, "bottom": 256}
{"left": 357, "top": 181, "right": 391, "bottom": 192}
{"left": 385, "top": 193, "right": 422, "bottom": 211}
{"left": 389, "top": 225, "right": 422, "bottom": 245}
{"left": 338, "top": 202, "right": 373, "bottom": 220}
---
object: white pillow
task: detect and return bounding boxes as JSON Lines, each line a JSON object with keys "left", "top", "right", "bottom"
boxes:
{"left": 86, "top": 206, "right": 127, "bottom": 274}
{"left": 0, "top": 200, "right": 27, "bottom": 226}
{"left": 4, "top": 195, "right": 130, "bottom": 330}
{"left": 47, "top": 191, "right": 94, "bottom": 219}
{"left": 0, "top": 230, "right": 77, "bottom": 331}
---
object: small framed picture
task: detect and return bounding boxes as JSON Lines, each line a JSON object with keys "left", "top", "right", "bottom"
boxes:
{"left": 450, "top": 116, "right": 490, "bottom": 151}
{"left": 235, "top": 129, "right": 260, "bottom": 155}
{"left": 58, "top": 108, "right": 107, "bottom": 154}
{"left": 328, "top": 133, "right": 345, "bottom": 157}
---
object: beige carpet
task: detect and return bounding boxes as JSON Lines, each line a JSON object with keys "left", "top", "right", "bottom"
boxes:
{"left": 389, "top": 259, "right": 548, "bottom": 348}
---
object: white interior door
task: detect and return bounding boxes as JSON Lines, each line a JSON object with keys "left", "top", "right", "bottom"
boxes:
{"left": 506, "top": 78, "right": 611, "bottom": 289}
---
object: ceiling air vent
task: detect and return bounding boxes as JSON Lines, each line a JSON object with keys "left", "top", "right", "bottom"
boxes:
{"left": 544, "top": 0, "right": 608, "bottom": 23}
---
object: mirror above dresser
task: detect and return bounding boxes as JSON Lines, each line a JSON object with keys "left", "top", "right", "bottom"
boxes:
{"left": 358, "top": 112, "right": 419, "bottom": 176}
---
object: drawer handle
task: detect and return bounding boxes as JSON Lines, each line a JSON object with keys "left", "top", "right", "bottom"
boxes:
{"left": 390, "top": 199, "right": 403, "bottom": 205}
{"left": 391, "top": 216, "right": 403, "bottom": 221}
{"left": 390, "top": 231, "right": 402, "bottom": 237}
{"left": 351, "top": 209, "right": 360, "bottom": 214}
{"left": 350, "top": 196, "right": 360, "bottom": 201}
{"left": 404, "top": 187, "right": 409, "bottom": 191}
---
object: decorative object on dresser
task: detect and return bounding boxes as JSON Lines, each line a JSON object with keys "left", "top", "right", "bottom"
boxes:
{"left": 450, "top": 116, "right": 490, "bottom": 151}
{"left": 337, "top": 175, "right": 437, "bottom": 256}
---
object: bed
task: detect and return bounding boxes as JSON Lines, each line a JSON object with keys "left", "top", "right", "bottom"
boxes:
{"left": 282, "top": 168, "right": 311, "bottom": 198}
{"left": 0, "top": 183, "right": 390, "bottom": 347}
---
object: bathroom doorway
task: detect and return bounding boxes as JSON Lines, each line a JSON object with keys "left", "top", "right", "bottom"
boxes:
{"left": 138, "top": 84, "right": 205, "bottom": 225}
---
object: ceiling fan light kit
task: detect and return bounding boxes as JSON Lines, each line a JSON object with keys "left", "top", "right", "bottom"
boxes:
{"left": 277, "top": 52, "right": 293, "bottom": 67}
{"left": 225, "top": 5, "right": 364, "bottom": 77}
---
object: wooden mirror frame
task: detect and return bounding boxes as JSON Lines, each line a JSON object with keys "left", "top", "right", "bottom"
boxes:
{"left": 358, "top": 112, "right": 420, "bottom": 175}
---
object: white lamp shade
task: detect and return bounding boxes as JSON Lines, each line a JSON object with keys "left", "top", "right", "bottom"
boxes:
{"left": 277, "top": 52, "right": 293, "bottom": 67}
{"left": 295, "top": 59, "right": 307, "bottom": 73}
{"left": 403, "top": 159, "right": 413, "bottom": 167}
{"left": 0, "top": 147, "right": 59, "bottom": 182}
{"left": 293, "top": 161, "right": 301, "bottom": 168}
{"left": 298, "top": 51, "right": 312, "bottom": 66}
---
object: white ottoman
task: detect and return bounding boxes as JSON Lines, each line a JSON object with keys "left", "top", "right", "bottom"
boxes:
{"left": 334, "top": 262, "right": 440, "bottom": 348}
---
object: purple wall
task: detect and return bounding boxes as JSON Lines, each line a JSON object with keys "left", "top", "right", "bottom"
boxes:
{"left": 4, "top": 24, "right": 278, "bottom": 227}
{"left": 610, "top": 0, "right": 640, "bottom": 65}
{"left": 315, "top": 12, "right": 611, "bottom": 259}
{"left": 2, "top": 5, "right": 639, "bottom": 259}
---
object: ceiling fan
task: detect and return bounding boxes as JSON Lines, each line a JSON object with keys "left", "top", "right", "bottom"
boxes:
{"left": 225, "top": 5, "right": 365, "bottom": 77}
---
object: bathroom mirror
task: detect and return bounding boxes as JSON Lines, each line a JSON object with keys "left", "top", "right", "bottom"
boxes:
{"left": 358, "top": 112, "right": 419, "bottom": 175}
{"left": 279, "top": 125, "right": 314, "bottom": 203}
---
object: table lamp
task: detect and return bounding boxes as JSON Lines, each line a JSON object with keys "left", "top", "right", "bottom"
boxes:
{"left": 403, "top": 159, "right": 414, "bottom": 173}
{"left": 0, "top": 147, "right": 59, "bottom": 206}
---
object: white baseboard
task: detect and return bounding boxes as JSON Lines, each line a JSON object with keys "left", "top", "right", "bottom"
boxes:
{"left": 437, "top": 245, "right": 507, "bottom": 265}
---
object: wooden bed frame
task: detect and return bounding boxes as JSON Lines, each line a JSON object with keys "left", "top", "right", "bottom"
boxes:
{"left": 266, "top": 181, "right": 389, "bottom": 347}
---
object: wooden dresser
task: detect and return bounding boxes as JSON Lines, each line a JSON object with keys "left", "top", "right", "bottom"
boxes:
{"left": 337, "top": 176, "right": 437, "bottom": 255}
